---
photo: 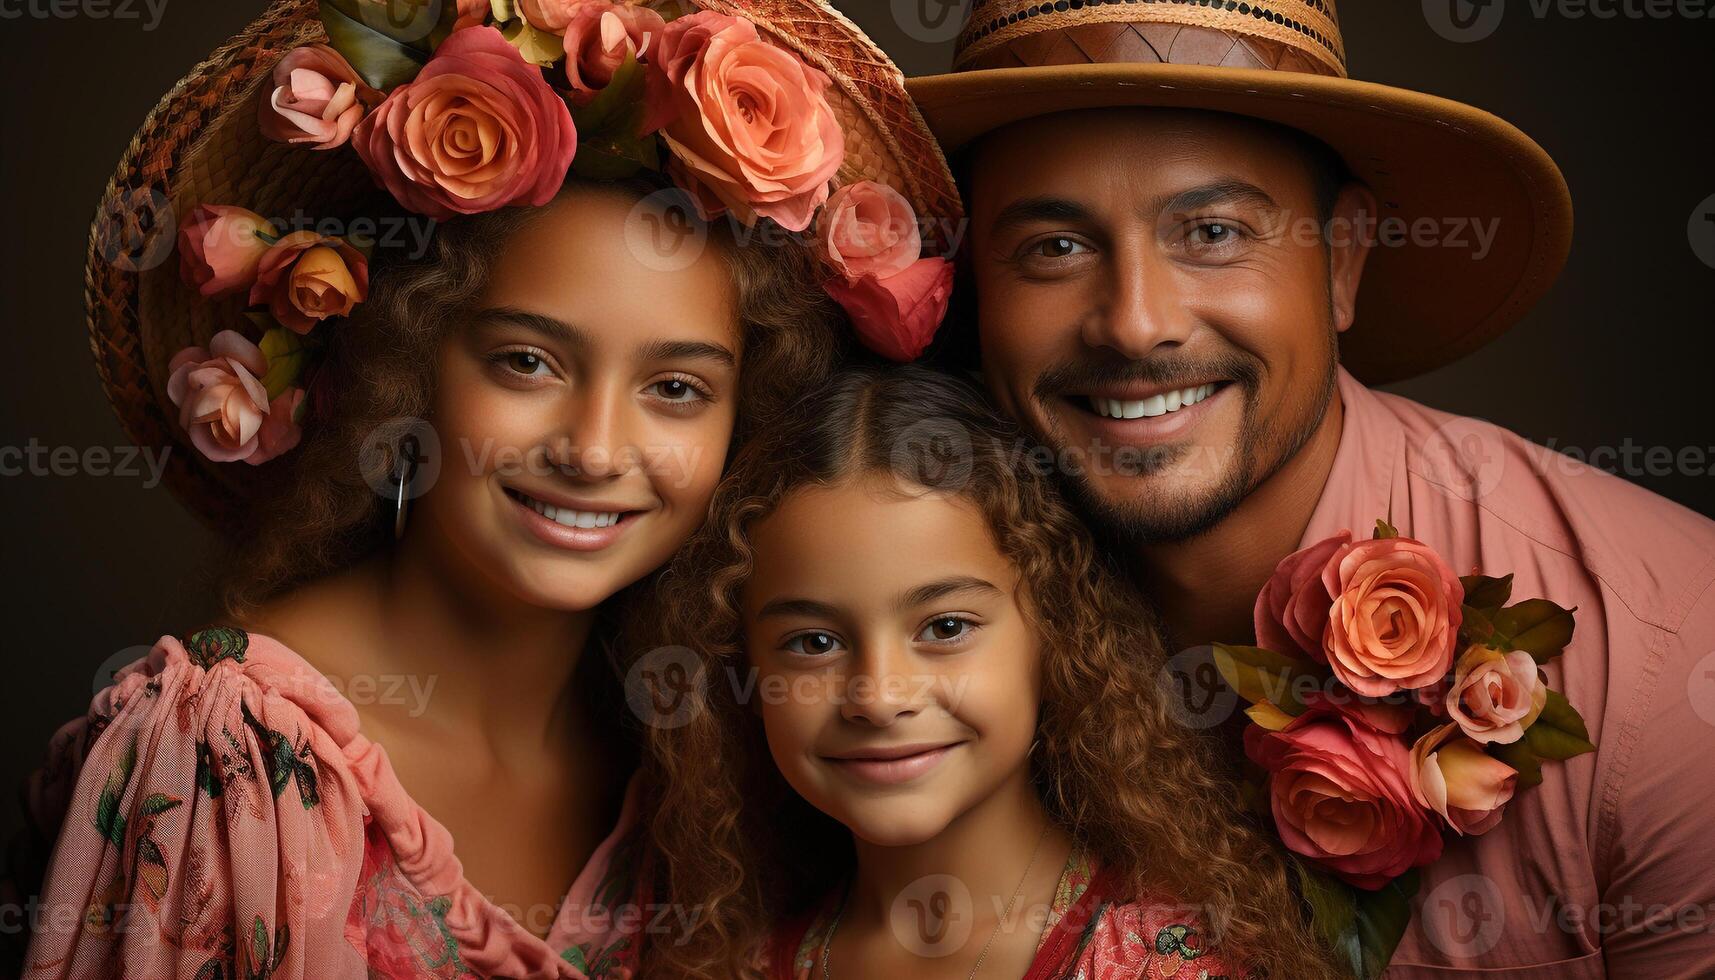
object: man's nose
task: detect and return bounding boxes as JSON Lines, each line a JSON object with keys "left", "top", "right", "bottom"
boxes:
{"left": 1081, "top": 250, "right": 1194, "bottom": 360}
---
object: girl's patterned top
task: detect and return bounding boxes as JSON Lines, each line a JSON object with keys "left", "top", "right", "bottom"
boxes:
{"left": 776, "top": 846, "right": 1243, "bottom": 980}
{"left": 16, "top": 628, "right": 645, "bottom": 979}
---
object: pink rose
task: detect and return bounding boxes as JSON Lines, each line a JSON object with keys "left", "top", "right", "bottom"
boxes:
{"left": 563, "top": 2, "right": 665, "bottom": 105}
{"left": 258, "top": 44, "right": 371, "bottom": 150}
{"left": 1254, "top": 530, "right": 1351, "bottom": 662}
{"left": 354, "top": 26, "right": 577, "bottom": 220}
{"left": 166, "top": 331, "right": 297, "bottom": 465}
{"left": 1321, "top": 536, "right": 1464, "bottom": 697}
{"left": 823, "top": 256, "right": 953, "bottom": 363}
{"left": 1245, "top": 694, "right": 1444, "bottom": 889}
{"left": 256, "top": 388, "right": 307, "bottom": 463}
{"left": 177, "top": 205, "right": 278, "bottom": 298}
{"left": 454, "top": 0, "right": 487, "bottom": 30}
{"left": 654, "top": 11, "right": 843, "bottom": 231}
{"left": 248, "top": 231, "right": 370, "bottom": 335}
{"left": 1445, "top": 645, "right": 1546, "bottom": 744}
{"left": 817, "top": 180, "right": 922, "bottom": 282}
{"left": 1409, "top": 723, "right": 1517, "bottom": 835}
{"left": 517, "top": 0, "right": 585, "bottom": 32}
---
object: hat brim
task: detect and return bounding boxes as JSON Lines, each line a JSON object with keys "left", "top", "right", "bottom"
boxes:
{"left": 906, "top": 63, "right": 1572, "bottom": 384}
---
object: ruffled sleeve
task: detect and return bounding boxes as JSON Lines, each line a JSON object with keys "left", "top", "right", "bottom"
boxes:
{"left": 21, "top": 629, "right": 370, "bottom": 980}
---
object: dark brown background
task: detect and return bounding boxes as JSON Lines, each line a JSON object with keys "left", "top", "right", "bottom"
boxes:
{"left": 2, "top": 0, "right": 1711, "bottom": 840}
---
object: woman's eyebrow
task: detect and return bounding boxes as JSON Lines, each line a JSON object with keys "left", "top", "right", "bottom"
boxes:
{"left": 636, "top": 337, "right": 737, "bottom": 368}
{"left": 898, "top": 576, "right": 1004, "bottom": 609}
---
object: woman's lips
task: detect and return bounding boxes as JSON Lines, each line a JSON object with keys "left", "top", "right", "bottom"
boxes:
{"left": 822, "top": 742, "right": 963, "bottom": 785}
{"left": 506, "top": 489, "right": 644, "bottom": 553}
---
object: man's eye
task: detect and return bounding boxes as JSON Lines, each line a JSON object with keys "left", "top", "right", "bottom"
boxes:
{"left": 917, "top": 617, "right": 973, "bottom": 643}
{"left": 1030, "top": 236, "right": 1085, "bottom": 259}
{"left": 785, "top": 632, "right": 842, "bottom": 656}
{"left": 1189, "top": 222, "right": 1236, "bottom": 246}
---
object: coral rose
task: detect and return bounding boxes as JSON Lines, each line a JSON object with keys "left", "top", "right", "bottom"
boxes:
{"left": 249, "top": 231, "right": 369, "bottom": 335}
{"left": 817, "top": 180, "right": 922, "bottom": 282}
{"left": 259, "top": 44, "right": 370, "bottom": 150}
{"left": 653, "top": 11, "right": 842, "bottom": 231}
{"left": 178, "top": 205, "right": 279, "bottom": 299}
{"left": 354, "top": 26, "right": 577, "bottom": 219}
{"left": 1254, "top": 530, "right": 1351, "bottom": 663}
{"left": 1445, "top": 645, "right": 1546, "bottom": 744}
{"left": 1245, "top": 694, "right": 1444, "bottom": 889}
{"left": 167, "top": 331, "right": 298, "bottom": 465}
{"left": 563, "top": 1, "right": 666, "bottom": 105}
{"left": 822, "top": 256, "right": 953, "bottom": 363}
{"left": 517, "top": 0, "right": 585, "bottom": 32}
{"left": 1320, "top": 536, "right": 1464, "bottom": 697}
{"left": 1410, "top": 723, "right": 1518, "bottom": 835}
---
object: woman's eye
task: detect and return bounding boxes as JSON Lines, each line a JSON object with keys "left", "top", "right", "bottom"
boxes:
{"left": 917, "top": 616, "right": 974, "bottom": 643}
{"left": 1028, "top": 236, "right": 1086, "bottom": 259}
{"left": 785, "top": 631, "right": 843, "bottom": 656}
{"left": 649, "top": 378, "right": 706, "bottom": 403}
{"left": 504, "top": 351, "right": 550, "bottom": 376}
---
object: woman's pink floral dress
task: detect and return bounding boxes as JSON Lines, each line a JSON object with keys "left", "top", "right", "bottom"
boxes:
{"left": 17, "top": 628, "right": 646, "bottom": 979}
{"left": 772, "top": 847, "right": 1247, "bottom": 980}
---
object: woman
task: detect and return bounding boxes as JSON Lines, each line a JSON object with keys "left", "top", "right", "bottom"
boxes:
{"left": 12, "top": 1, "right": 960, "bottom": 977}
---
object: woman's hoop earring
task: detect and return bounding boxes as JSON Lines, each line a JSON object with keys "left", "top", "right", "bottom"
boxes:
{"left": 390, "top": 434, "right": 422, "bottom": 540}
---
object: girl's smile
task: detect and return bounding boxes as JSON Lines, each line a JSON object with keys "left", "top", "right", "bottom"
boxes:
{"left": 819, "top": 740, "right": 970, "bottom": 786}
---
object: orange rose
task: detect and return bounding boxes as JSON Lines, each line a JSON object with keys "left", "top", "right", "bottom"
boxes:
{"left": 166, "top": 331, "right": 300, "bottom": 465}
{"left": 1319, "top": 535, "right": 1464, "bottom": 696}
{"left": 258, "top": 44, "right": 371, "bottom": 150}
{"left": 822, "top": 256, "right": 953, "bottom": 363}
{"left": 562, "top": 1, "right": 665, "bottom": 105}
{"left": 1445, "top": 645, "right": 1546, "bottom": 744}
{"left": 353, "top": 26, "right": 578, "bottom": 219}
{"left": 177, "top": 205, "right": 279, "bottom": 298}
{"left": 653, "top": 11, "right": 842, "bottom": 231}
{"left": 1410, "top": 723, "right": 1518, "bottom": 835}
{"left": 817, "top": 180, "right": 922, "bottom": 282}
{"left": 249, "top": 231, "right": 370, "bottom": 335}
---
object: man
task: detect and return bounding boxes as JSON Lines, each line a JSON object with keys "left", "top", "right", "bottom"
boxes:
{"left": 907, "top": 2, "right": 1715, "bottom": 976}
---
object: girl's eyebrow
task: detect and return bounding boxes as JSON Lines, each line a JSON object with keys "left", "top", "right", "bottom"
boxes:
{"left": 754, "top": 597, "right": 842, "bottom": 620}
{"left": 898, "top": 576, "right": 1003, "bottom": 609}
{"left": 475, "top": 307, "right": 735, "bottom": 366}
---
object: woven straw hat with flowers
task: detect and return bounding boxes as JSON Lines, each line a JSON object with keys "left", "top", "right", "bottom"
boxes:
{"left": 88, "top": 0, "right": 963, "bottom": 528}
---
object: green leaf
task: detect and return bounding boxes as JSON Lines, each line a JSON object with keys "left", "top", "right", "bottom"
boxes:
{"left": 1352, "top": 871, "right": 1420, "bottom": 980}
{"left": 1490, "top": 737, "right": 1543, "bottom": 789}
{"left": 1295, "top": 863, "right": 1361, "bottom": 974}
{"left": 318, "top": 0, "right": 430, "bottom": 90}
{"left": 258, "top": 327, "right": 310, "bottom": 400}
{"left": 1522, "top": 688, "right": 1595, "bottom": 761}
{"left": 251, "top": 915, "right": 270, "bottom": 974}
{"left": 1211, "top": 643, "right": 1328, "bottom": 715}
{"left": 1373, "top": 519, "right": 1400, "bottom": 540}
{"left": 1459, "top": 573, "right": 1514, "bottom": 612}
{"left": 1492, "top": 599, "right": 1577, "bottom": 662}
{"left": 1459, "top": 604, "right": 1496, "bottom": 647}
{"left": 571, "top": 51, "right": 648, "bottom": 139}
{"left": 489, "top": 0, "right": 514, "bottom": 22}
{"left": 140, "top": 792, "right": 182, "bottom": 816}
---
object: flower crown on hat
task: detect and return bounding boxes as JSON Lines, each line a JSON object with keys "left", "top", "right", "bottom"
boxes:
{"left": 171, "top": 0, "right": 955, "bottom": 467}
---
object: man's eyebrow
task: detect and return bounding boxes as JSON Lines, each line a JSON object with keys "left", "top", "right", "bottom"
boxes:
{"left": 988, "top": 196, "right": 1098, "bottom": 235}
{"left": 754, "top": 597, "right": 843, "bottom": 620}
{"left": 1155, "top": 180, "right": 1280, "bottom": 218}
{"left": 899, "top": 575, "right": 1005, "bottom": 609}
{"left": 636, "top": 338, "right": 737, "bottom": 368}
{"left": 475, "top": 308, "right": 736, "bottom": 367}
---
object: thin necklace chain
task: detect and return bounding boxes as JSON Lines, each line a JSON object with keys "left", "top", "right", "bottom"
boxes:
{"left": 819, "top": 820, "right": 1052, "bottom": 980}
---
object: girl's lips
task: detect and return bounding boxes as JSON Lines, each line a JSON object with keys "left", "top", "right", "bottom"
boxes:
{"left": 822, "top": 743, "right": 963, "bottom": 786}
{"left": 507, "top": 490, "right": 644, "bottom": 553}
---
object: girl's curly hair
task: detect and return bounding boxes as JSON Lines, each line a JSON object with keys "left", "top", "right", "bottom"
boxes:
{"left": 632, "top": 364, "right": 1336, "bottom": 979}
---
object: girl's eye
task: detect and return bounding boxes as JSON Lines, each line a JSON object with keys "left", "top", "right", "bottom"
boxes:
{"left": 916, "top": 616, "right": 974, "bottom": 643}
{"left": 1028, "top": 236, "right": 1087, "bottom": 259}
{"left": 649, "top": 377, "right": 708, "bottom": 403}
{"left": 784, "top": 631, "right": 843, "bottom": 656}
{"left": 502, "top": 350, "right": 551, "bottom": 377}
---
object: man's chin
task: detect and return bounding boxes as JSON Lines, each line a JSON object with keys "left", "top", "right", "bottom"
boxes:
{"left": 1066, "top": 469, "right": 1251, "bottom": 545}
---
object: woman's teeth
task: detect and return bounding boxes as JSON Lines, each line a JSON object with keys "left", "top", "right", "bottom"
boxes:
{"left": 1091, "top": 383, "right": 1217, "bottom": 420}
{"left": 521, "top": 494, "right": 623, "bottom": 529}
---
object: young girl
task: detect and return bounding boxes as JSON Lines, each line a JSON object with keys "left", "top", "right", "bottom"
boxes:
{"left": 634, "top": 365, "right": 1335, "bottom": 979}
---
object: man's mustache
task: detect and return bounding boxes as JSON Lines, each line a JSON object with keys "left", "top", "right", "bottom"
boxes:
{"left": 1032, "top": 350, "right": 1263, "bottom": 402}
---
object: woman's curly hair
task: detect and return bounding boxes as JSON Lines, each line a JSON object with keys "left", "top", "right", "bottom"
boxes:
{"left": 632, "top": 364, "right": 1336, "bottom": 980}
{"left": 222, "top": 172, "right": 842, "bottom": 614}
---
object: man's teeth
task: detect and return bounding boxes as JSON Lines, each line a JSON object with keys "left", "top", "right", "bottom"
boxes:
{"left": 523, "top": 495, "right": 623, "bottom": 528}
{"left": 1092, "top": 384, "right": 1217, "bottom": 420}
